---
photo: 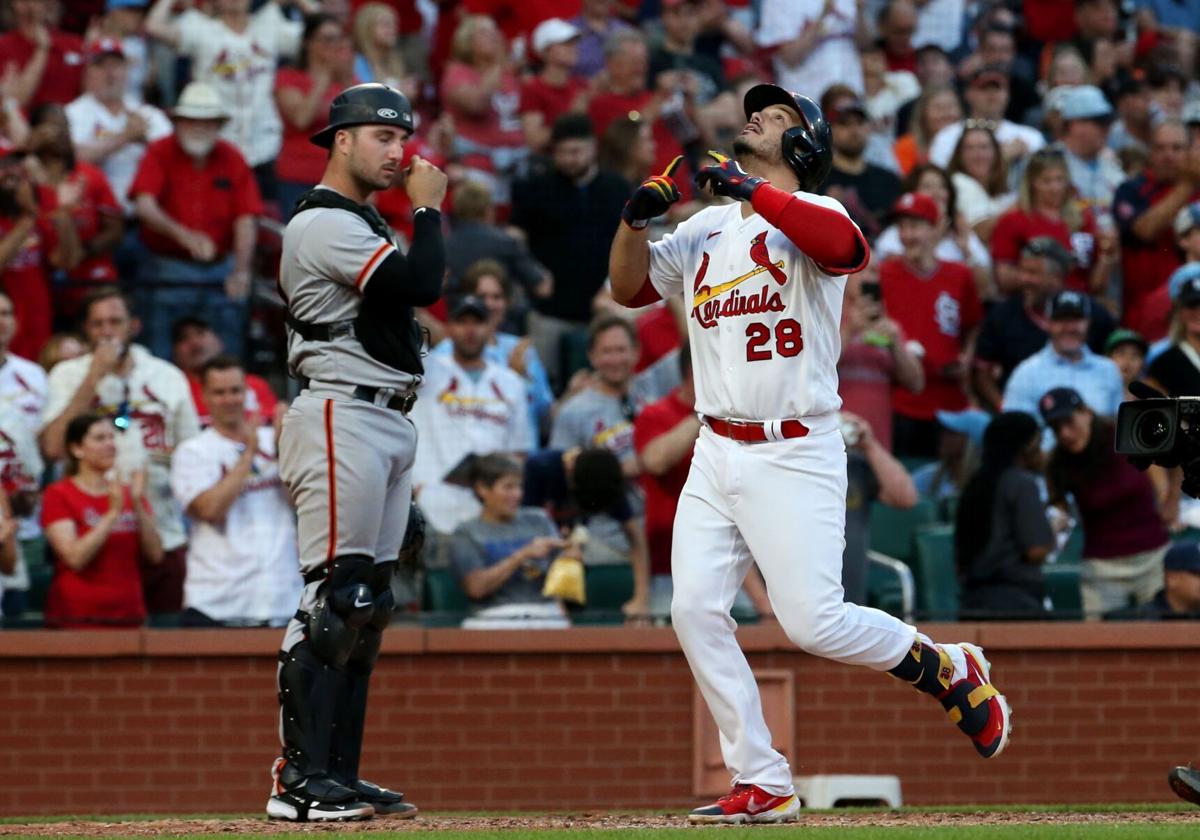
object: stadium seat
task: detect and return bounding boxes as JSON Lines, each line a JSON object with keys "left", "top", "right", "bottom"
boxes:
{"left": 867, "top": 552, "right": 915, "bottom": 622}
{"left": 422, "top": 568, "right": 470, "bottom": 627}
{"left": 25, "top": 555, "right": 53, "bottom": 614}
{"left": 868, "top": 499, "right": 938, "bottom": 565}
{"left": 1043, "top": 563, "right": 1083, "bottom": 618}
{"left": 1055, "top": 526, "right": 1084, "bottom": 564}
{"left": 913, "top": 524, "right": 959, "bottom": 621}
{"left": 574, "top": 565, "right": 634, "bottom": 625}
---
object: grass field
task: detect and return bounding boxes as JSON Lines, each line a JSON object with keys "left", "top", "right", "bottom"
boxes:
{"left": 0, "top": 805, "right": 1198, "bottom": 840}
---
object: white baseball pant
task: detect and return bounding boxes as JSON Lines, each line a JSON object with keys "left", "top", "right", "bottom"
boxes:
{"left": 670, "top": 420, "right": 917, "bottom": 794}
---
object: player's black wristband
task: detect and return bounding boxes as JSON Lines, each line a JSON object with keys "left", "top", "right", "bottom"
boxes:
{"left": 412, "top": 206, "right": 441, "bottom": 221}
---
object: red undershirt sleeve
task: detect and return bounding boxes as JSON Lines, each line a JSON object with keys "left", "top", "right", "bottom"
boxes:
{"left": 750, "top": 183, "right": 870, "bottom": 276}
{"left": 625, "top": 277, "right": 663, "bottom": 308}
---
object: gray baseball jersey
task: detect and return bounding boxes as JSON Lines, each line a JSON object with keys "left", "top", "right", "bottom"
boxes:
{"left": 279, "top": 189, "right": 419, "bottom": 392}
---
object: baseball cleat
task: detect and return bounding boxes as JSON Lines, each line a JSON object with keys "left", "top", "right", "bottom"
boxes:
{"left": 352, "top": 779, "right": 418, "bottom": 818}
{"left": 266, "top": 758, "right": 375, "bottom": 822}
{"left": 688, "top": 784, "right": 800, "bottom": 824}
{"left": 943, "top": 642, "right": 1012, "bottom": 759}
{"left": 1168, "top": 766, "right": 1200, "bottom": 806}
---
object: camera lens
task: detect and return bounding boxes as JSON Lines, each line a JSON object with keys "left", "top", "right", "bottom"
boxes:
{"left": 1134, "top": 409, "right": 1172, "bottom": 451}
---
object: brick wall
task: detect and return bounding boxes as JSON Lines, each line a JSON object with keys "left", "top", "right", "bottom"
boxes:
{"left": 0, "top": 623, "right": 1195, "bottom": 815}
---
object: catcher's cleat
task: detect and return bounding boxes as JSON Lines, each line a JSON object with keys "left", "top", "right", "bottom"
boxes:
{"left": 1169, "top": 766, "right": 1200, "bottom": 806}
{"left": 939, "top": 643, "right": 1012, "bottom": 759}
{"left": 688, "top": 784, "right": 800, "bottom": 824}
{"left": 352, "top": 779, "right": 418, "bottom": 818}
{"left": 266, "top": 758, "right": 375, "bottom": 822}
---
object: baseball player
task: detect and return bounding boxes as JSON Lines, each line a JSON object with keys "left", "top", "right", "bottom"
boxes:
{"left": 608, "top": 84, "right": 1012, "bottom": 824}
{"left": 271, "top": 83, "right": 446, "bottom": 822}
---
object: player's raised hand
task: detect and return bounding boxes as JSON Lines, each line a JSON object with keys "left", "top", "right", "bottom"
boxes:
{"left": 696, "top": 150, "right": 767, "bottom": 202}
{"left": 404, "top": 155, "right": 448, "bottom": 209}
{"left": 621, "top": 155, "right": 683, "bottom": 230}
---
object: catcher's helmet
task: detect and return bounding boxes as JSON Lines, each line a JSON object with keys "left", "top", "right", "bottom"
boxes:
{"left": 743, "top": 83, "right": 831, "bottom": 193}
{"left": 310, "top": 82, "right": 415, "bottom": 148}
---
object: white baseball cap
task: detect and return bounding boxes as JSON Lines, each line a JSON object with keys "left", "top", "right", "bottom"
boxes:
{"left": 532, "top": 18, "right": 580, "bottom": 57}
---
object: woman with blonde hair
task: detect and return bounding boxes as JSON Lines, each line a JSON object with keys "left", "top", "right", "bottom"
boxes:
{"left": 990, "top": 149, "right": 1115, "bottom": 295}
{"left": 440, "top": 15, "right": 525, "bottom": 197}
{"left": 351, "top": 2, "right": 415, "bottom": 97}
{"left": 947, "top": 124, "right": 1014, "bottom": 242}
{"left": 893, "top": 85, "right": 962, "bottom": 176}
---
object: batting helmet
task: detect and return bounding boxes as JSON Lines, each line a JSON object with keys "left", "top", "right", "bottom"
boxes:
{"left": 310, "top": 83, "right": 415, "bottom": 148}
{"left": 743, "top": 83, "right": 831, "bottom": 193}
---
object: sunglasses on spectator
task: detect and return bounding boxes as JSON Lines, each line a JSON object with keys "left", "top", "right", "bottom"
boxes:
{"left": 963, "top": 118, "right": 998, "bottom": 132}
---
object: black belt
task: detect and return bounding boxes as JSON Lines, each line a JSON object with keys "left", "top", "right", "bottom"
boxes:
{"left": 286, "top": 313, "right": 355, "bottom": 342}
{"left": 354, "top": 385, "right": 417, "bottom": 414}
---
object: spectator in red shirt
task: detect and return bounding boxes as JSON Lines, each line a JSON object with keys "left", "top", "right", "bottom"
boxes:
{"left": 520, "top": 18, "right": 587, "bottom": 155}
{"left": 129, "top": 82, "right": 263, "bottom": 361}
{"left": 26, "top": 103, "right": 123, "bottom": 322}
{"left": 41, "top": 412, "right": 163, "bottom": 628}
{"left": 0, "top": 0, "right": 86, "bottom": 110}
{"left": 1113, "top": 120, "right": 1200, "bottom": 341}
{"left": 632, "top": 345, "right": 770, "bottom": 621}
{"left": 587, "top": 29, "right": 691, "bottom": 190}
{"left": 275, "top": 13, "right": 358, "bottom": 217}
{"left": 881, "top": 192, "right": 982, "bottom": 459}
{"left": 838, "top": 262, "right": 925, "bottom": 452}
{"left": 170, "top": 316, "right": 280, "bottom": 429}
{"left": 992, "top": 149, "right": 1108, "bottom": 296}
{"left": 441, "top": 15, "right": 527, "bottom": 199}
{"left": 0, "top": 148, "right": 83, "bottom": 360}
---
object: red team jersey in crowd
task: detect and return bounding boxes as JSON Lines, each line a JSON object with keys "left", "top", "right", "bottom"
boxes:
{"left": 40, "top": 163, "right": 122, "bottom": 320}
{"left": 0, "top": 188, "right": 58, "bottom": 360}
{"left": 633, "top": 388, "right": 695, "bottom": 577}
{"left": 128, "top": 137, "right": 264, "bottom": 259}
{"left": 588, "top": 91, "right": 693, "bottom": 201}
{"left": 880, "top": 257, "right": 982, "bottom": 421}
{"left": 990, "top": 206, "right": 1097, "bottom": 293}
{"left": 518, "top": 75, "right": 587, "bottom": 133}
{"left": 40, "top": 479, "right": 150, "bottom": 628}
{"left": 275, "top": 69, "right": 349, "bottom": 186}
{"left": 0, "top": 29, "right": 85, "bottom": 108}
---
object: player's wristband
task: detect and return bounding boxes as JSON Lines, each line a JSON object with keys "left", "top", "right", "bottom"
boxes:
{"left": 623, "top": 216, "right": 649, "bottom": 230}
{"left": 412, "top": 206, "right": 441, "bottom": 220}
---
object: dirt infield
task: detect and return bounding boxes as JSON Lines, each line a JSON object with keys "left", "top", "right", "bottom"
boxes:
{"left": 2, "top": 810, "right": 1198, "bottom": 835}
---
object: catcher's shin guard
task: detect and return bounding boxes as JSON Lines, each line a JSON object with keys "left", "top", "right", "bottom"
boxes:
{"left": 327, "top": 562, "right": 414, "bottom": 816}
{"left": 277, "top": 555, "right": 376, "bottom": 780}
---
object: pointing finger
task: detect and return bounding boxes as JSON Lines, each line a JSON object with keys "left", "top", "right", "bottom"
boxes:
{"left": 661, "top": 155, "right": 683, "bottom": 179}
{"left": 706, "top": 150, "right": 730, "bottom": 165}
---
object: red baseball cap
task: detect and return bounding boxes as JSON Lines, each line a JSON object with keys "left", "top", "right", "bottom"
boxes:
{"left": 892, "top": 192, "right": 940, "bottom": 226}
{"left": 86, "top": 38, "right": 126, "bottom": 62}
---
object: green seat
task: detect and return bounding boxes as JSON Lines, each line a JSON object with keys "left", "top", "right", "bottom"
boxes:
{"left": 941, "top": 494, "right": 960, "bottom": 525}
{"left": 867, "top": 560, "right": 906, "bottom": 618}
{"left": 913, "top": 524, "right": 959, "bottom": 621}
{"left": 572, "top": 565, "right": 634, "bottom": 625}
{"left": 869, "top": 498, "right": 938, "bottom": 564}
{"left": 422, "top": 568, "right": 470, "bottom": 627}
{"left": 25, "top": 559, "right": 54, "bottom": 614}
{"left": 1044, "top": 563, "right": 1083, "bottom": 618}
{"left": 1056, "top": 526, "right": 1084, "bottom": 564}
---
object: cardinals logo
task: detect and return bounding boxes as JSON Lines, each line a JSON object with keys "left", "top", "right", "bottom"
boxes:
{"left": 691, "top": 231, "right": 786, "bottom": 329}
{"left": 749, "top": 232, "right": 787, "bottom": 285}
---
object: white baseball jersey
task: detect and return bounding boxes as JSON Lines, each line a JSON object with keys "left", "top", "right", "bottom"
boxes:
{"left": 65, "top": 93, "right": 173, "bottom": 215}
{"left": 0, "top": 353, "right": 46, "bottom": 542}
{"left": 43, "top": 345, "right": 201, "bottom": 550}
{"left": 176, "top": 5, "right": 302, "bottom": 167}
{"left": 647, "top": 192, "right": 858, "bottom": 421}
{"left": 171, "top": 426, "right": 301, "bottom": 626}
{"left": 410, "top": 354, "right": 532, "bottom": 534}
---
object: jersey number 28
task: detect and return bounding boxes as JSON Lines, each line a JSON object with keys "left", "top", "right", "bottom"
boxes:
{"left": 745, "top": 318, "right": 803, "bottom": 362}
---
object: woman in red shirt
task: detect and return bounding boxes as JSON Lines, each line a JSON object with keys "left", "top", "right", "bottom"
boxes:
{"left": 990, "top": 149, "right": 1116, "bottom": 296}
{"left": 440, "top": 15, "right": 525, "bottom": 193}
{"left": 41, "top": 413, "right": 163, "bottom": 628}
{"left": 274, "top": 14, "right": 357, "bottom": 218}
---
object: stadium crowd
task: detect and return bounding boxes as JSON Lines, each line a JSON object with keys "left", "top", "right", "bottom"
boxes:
{"left": 3, "top": 0, "right": 1200, "bottom": 629}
